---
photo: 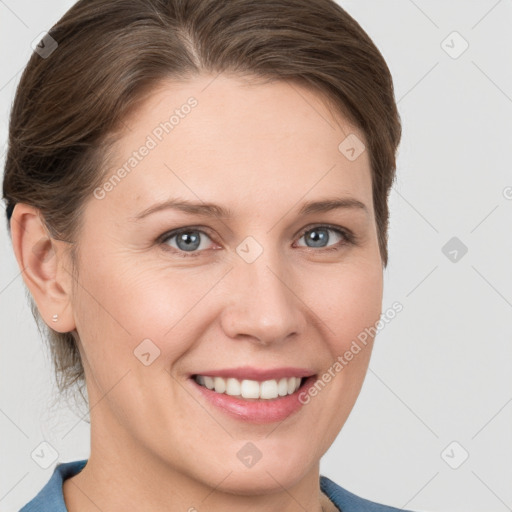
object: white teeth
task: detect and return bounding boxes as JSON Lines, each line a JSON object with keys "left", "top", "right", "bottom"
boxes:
{"left": 203, "top": 376, "right": 215, "bottom": 390}
{"left": 260, "top": 379, "right": 278, "bottom": 399}
{"left": 287, "top": 377, "right": 296, "bottom": 394}
{"left": 225, "top": 377, "right": 241, "bottom": 396}
{"left": 213, "top": 376, "right": 226, "bottom": 393}
{"left": 195, "top": 375, "right": 304, "bottom": 399}
{"left": 241, "top": 379, "right": 260, "bottom": 399}
{"left": 277, "top": 377, "right": 288, "bottom": 396}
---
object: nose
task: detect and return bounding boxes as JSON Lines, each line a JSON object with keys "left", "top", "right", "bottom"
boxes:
{"left": 219, "top": 249, "right": 308, "bottom": 346}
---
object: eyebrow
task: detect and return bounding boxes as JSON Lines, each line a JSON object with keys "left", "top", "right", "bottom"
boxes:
{"left": 130, "top": 196, "right": 369, "bottom": 221}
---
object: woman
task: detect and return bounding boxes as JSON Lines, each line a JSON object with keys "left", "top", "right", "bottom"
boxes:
{"left": 3, "top": 0, "right": 409, "bottom": 510}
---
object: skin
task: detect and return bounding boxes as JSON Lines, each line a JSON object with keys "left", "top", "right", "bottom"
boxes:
{"left": 11, "top": 73, "right": 383, "bottom": 512}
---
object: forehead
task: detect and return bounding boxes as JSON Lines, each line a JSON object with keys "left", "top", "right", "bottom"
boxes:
{"left": 97, "top": 73, "right": 373, "bottom": 220}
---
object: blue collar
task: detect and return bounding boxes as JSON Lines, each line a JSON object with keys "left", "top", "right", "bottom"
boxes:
{"left": 20, "top": 460, "right": 87, "bottom": 511}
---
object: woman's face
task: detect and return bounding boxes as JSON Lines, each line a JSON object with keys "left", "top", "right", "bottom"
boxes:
{"left": 68, "top": 73, "right": 383, "bottom": 492}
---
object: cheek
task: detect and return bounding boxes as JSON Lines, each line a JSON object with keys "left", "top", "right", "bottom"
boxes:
{"left": 71, "top": 253, "right": 219, "bottom": 377}
{"left": 308, "top": 259, "right": 383, "bottom": 354}
{"left": 301, "top": 266, "right": 382, "bottom": 449}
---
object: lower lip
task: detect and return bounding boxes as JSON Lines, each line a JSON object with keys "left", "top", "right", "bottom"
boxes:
{"left": 190, "top": 376, "right": 317, "bottom": 424}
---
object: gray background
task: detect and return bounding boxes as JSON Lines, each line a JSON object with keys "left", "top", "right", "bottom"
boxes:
{"left": 1, "top": 1, "right": 511, "bottom": 511}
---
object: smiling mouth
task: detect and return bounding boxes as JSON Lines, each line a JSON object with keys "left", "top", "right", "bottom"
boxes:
{"left": 192, "top": 375, "right": 310, "bottom": 400}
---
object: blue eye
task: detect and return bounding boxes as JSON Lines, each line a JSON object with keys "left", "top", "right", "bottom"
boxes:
{"left": 159, "top": 224, "right": 354, "bottom": 257}
{"left": 296, "top": 225, "right": 352, "bottom": 250}
{"left": 160, "top": 228, "right": 214, "bottom": 256}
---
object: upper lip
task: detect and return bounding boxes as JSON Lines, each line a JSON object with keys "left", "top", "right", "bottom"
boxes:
{"left": 190, "top": 366, "right": 316, "bottom": 381}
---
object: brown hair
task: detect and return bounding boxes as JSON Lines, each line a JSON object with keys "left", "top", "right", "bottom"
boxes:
{"left": 2, "top": 0, "right": 401, "bottom": 408}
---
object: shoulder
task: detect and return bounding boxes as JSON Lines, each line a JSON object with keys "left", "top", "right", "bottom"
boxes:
{"left": 19, "top": 459, "right": 88, "bottom": 512}
{"left": 320, "top": 475, "right": 418, "bottom": 512}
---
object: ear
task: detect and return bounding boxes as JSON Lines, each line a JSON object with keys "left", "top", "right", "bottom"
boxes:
{"left": 9, "top": 203, "right": 77, "bottom": 333}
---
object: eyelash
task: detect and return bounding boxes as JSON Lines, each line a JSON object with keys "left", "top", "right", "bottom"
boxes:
{"left": 157, "top": 224, "right": 357, "bottom": 258}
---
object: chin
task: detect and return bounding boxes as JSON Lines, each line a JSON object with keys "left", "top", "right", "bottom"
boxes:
{"left": 209, "top": 449, "right": 315, "bottom": 496}
{"left": 218, "top": 466, "right": 308, "bottom": 496}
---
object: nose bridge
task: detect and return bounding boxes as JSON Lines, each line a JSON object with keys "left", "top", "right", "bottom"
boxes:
{"left": 221, "top": 236, "right": 305, "bottom": 344}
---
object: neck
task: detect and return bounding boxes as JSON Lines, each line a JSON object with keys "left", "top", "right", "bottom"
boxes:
{"left": 63, "top": 414, "right": 327, "bottom": 512}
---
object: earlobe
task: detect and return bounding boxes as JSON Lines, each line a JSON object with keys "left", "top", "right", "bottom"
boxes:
{"left": 9, "top": 203, "right": 76, "bottom": 333}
